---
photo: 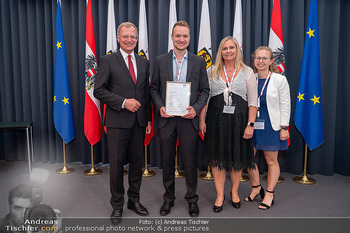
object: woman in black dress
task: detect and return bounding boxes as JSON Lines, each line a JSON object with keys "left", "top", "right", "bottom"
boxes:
{"left": 199, "top": 36, "right": 258, "bottom": 212}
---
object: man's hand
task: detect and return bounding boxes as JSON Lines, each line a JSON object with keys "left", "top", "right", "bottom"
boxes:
{"left": 124, "top": 99, "right": 141, "bottom": 112}
{"left": 199, "top": 120, "right": 206, "bottom": 136}
{"left": 160, "top": 106, "right": 174, "bottom": 118}
{"left": 182, "top": 106, "right": 196, "bottom": 119}
{"left": 146, "top": 122, "right": 152, "bottom": 135}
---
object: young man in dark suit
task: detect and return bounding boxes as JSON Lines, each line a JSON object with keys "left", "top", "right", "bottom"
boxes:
{"left": 150, "top": 21, "right": 209, "bottom": 217}
{"left": 94, "top": 22, "right": 151, "bottom": 222}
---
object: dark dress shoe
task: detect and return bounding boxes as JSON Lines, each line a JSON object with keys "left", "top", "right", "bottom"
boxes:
{"left": 127, "top": 200, "right": 149, "bottom": 216}
{"left": 110, "top": 209, "right": 122, "bottom": 225}
{"left": 230, "top": 192, "right": 241, "bottom": 209}
{"left": 189, "top": 202, "right": 199, "bottom": 217}
{"left": 160, "top": 201, "right": 174, "bottom": 216}
{"left": 231, "top": 201, "right": 241, "bottom": 209}
{"left": 213, "top": 197, "right": 225, "bottom": 213}
{"left": 213, "top": 204, "right": 223, "bottom": 213}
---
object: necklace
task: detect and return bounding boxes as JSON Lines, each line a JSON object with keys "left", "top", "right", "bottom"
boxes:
{"left": 226, "top": 66, "right": 235, "bottom": 73}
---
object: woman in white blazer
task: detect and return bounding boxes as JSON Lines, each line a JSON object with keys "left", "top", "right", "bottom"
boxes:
{"left": 244, "top": 46, "right": 290, "bottom": 210}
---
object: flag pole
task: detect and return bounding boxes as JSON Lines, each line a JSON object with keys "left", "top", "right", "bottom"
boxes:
{"left": 199, "top": 165, "right": 213, "bottom": 181}
{"left": 240, "top": 174, "right": 249, "bottom": 182}
{"left": 175, "top": 146, "right": 185, "bottom": 178}
{"left": 84, "top": 145, "right": 102, "bottom": 175}
{"left": 293, "top": 143, "right": 316, "bottom": 185}
{"left": 56, "top": 141, "right": 75, "bottom": 174}
{"left": 142, "top": 145, "right": 156, "bottom": 177}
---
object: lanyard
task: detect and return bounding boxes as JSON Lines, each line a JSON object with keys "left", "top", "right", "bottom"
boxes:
{"left": 257, "top": 71, "right": 271, "bottom": 118}
{"left": 223, "top": 66, "right": 237, "bottom": 105}
{"left": 175, "top": 58, "right": 185, "bottom": 82}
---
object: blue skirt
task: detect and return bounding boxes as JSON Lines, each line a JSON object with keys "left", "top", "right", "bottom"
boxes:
{"left": 253, "top": 79, "right": 288, "bottom": 151}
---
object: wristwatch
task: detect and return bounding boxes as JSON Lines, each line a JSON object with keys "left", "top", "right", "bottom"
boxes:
{"left": 281, "top": 126, "right": 288, "bottom": 130}
{"left": 247, "top": 122, "right": 255, "bottom": 127}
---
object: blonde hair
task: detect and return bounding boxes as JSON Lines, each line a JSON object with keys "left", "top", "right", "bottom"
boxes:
{"left": 211, "top": 36, "right": 246, "bottom": 79}
{"left": 252, "top": 46, "right": 279, "bottom": 73}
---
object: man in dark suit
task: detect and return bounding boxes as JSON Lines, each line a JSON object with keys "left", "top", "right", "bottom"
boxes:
{"left": 94, "top": 22, "right": 151, "bottom": 222}
{"left": 150, "top": 21, "right": 209, "bottom": 217}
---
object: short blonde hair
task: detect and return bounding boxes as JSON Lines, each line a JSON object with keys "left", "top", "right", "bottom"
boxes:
{"left": 172, "top": 21, "right": 190, "bottom": 34}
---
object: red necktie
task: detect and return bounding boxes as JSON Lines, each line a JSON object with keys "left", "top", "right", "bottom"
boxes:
{"left": 128, "top": 55, "right": 137, "bottom": 85}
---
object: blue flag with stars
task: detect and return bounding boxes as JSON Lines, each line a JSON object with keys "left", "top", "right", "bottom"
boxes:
{"left": 53, "top": 0, "right": 75, "bottom": 144}
{"left": 294, "top": 0, "right": 324, "bottom": 151}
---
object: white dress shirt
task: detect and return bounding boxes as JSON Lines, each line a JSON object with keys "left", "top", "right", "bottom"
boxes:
{"left": 119, "top": 48, "right": 137, "bottom": 109}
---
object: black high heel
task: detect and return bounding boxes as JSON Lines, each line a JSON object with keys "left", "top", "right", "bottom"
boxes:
{"left": 213, "top": 196, "right": 225, "bottom": 213}
{"left": 259, "top": 189, "right": 274, "bottom": 210}
{"left": 244, "top": 184, "right": 265, "bottom": 202}
{"left": 230, "top": 192, "right": 241, "bottom": 209}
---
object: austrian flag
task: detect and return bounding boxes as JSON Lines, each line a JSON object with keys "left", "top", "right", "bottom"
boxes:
{"left": 268, "top": 0, "right": 285, "bottom": 75}
{"left": 84, "top": 0, "right": 102, "bottom": 146}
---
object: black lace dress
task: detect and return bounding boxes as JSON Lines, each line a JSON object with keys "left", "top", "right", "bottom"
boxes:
{"left": 203, "top": 69, "right": 257, "bottom": 171}
{"left": 203, "top": 93, "right": 255, "bottom": 171}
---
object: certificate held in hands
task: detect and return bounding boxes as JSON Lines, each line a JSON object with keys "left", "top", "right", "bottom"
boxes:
{"left": 165, "top": 81, "right": 191, "bottom": 116}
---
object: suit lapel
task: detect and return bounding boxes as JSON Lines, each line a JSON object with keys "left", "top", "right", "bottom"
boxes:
{"left": 167, "top": 50, "right": 173, "bottom": 81}
{"left": 186, "top": 52, "right": 193, "bottom": 82}
{"left": 115, "top": 50, "right": 136, "bottom": 86}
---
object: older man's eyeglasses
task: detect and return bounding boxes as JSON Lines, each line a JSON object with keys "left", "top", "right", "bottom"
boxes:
{"left": 255, "top": 57, "right": 270, "bottom": 62}
{"left": 119, "top": 35, "right": 138, "bottom": 40}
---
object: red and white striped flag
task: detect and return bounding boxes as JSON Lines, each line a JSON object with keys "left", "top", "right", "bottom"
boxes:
{"left": 84, "top": 0, "right": 102, "bottom": 145}
{"left": 268, "top": 0, "right": 289, "bottom": 145}
{"left": 268, "top": 0, "right": 285, "bottom": 75}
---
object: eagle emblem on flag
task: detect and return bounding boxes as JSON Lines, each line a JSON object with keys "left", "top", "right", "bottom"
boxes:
{"left": 85, "top": 54, "right": 97, "bottom": 90}
{"left": 273, "top": 47, "right": 285, "bottom": 75}
{"left": 197, "top": 47, "right": 212, "bottom": 69}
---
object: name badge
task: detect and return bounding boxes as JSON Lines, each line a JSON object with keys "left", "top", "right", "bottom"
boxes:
{"left": 254, "top": 119, "right": 265, "bottom": 130}
{"left": 223, "top": 105, "right": 235, "bottom": 114}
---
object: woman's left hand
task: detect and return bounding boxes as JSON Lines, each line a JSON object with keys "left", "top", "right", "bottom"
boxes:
{"left": 243, "top": 126, "right": 254, "bottom": 139}
{"left": 280, "top": 128, "right": 290, "bottom": 141}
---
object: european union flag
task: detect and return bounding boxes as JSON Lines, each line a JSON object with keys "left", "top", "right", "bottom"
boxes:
{"left": 294, "top": 0, "right": 324, "bottom": 151}
{"left": 53, "top": 0, "right": 75, "bottom": 144}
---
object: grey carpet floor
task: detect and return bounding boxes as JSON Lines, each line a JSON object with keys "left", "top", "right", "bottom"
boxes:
{"left": 1, "top": 160, "right": 349, "bottom": 232}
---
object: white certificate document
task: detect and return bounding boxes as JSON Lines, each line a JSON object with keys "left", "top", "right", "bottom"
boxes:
{"left": 165, "top": 81, "right": 191, "bottom": 116}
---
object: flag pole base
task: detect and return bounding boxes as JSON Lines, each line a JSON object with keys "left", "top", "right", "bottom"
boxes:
{"left": 293, "top": 175, "right": 316, "bottom": 185}
{"left": 263, "top": 175, "right": 285, "bottom": 183}
{"left": 175, "top": 170, "right": 185, "bottom": 178}
{"left": 56, "top": 166, "right": 75, "bottom": 174}
{"left": 142, "top": 168, "right": 156, "bottom": 177}
{"left": 199, "top": 171, "right": 213, "bottom": 181}
{"left": 240, "top": 174, "right": 250, "bottom": 182}
{"left": 84, "top": 167, "right": 103, "bottom": 176}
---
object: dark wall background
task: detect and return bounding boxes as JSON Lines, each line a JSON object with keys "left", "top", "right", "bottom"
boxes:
{"left": 0, "top": 0, "right": 349, "bottom": 176}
